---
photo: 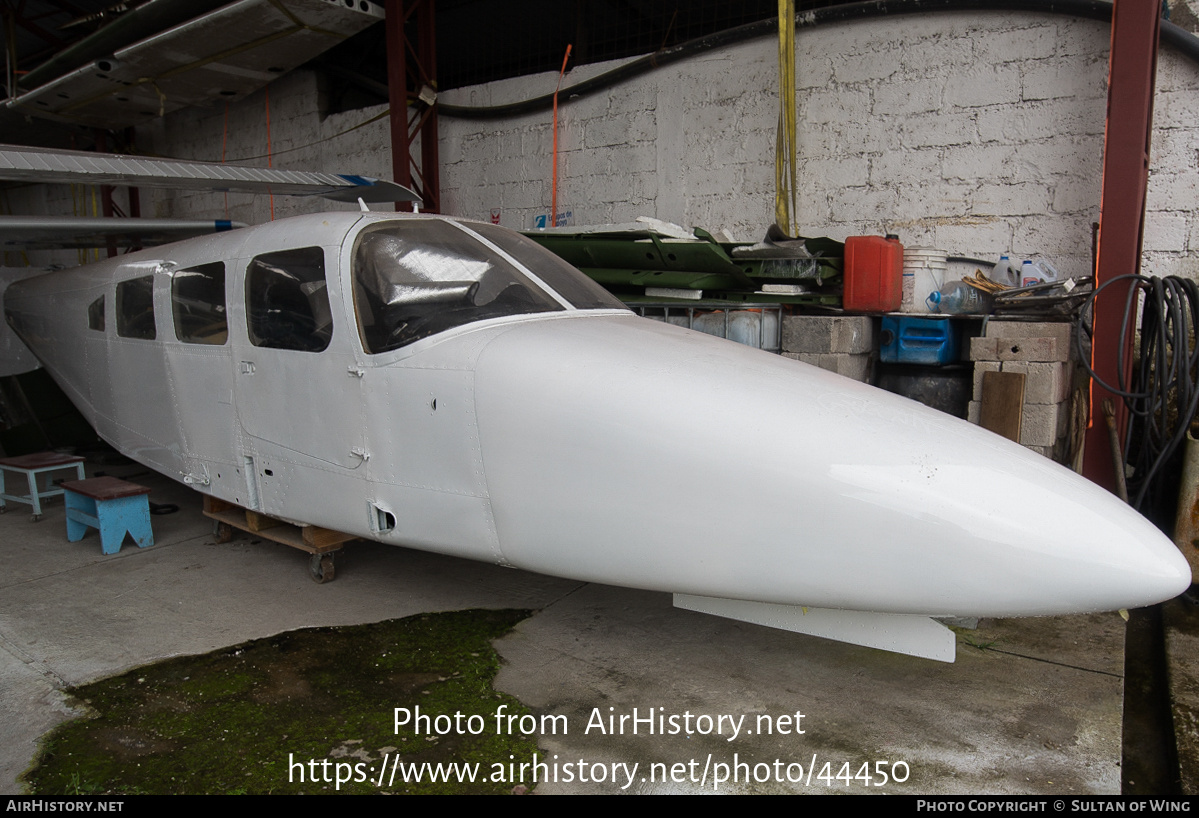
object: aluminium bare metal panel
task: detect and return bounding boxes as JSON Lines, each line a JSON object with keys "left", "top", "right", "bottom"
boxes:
{"left": 0, "top": 269, "right": 50, "bottom": 376}
{"left": 0, "top": 145, "right": 419, "bottom": 203}
{"left": 0, "top": 216, "right": 246, "bottom": 251}
{"left": 7, "top": 0, "right": 383, "bottom": 129}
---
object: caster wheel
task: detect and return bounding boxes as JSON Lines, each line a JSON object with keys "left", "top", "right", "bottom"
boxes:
{"left": 309, "top": 553, "right": 335, "bottom": 584}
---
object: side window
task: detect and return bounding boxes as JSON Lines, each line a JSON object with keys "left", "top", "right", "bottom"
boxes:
{"left": 116, "top": 275, "right": 155, "bottom": 340}
{"left": 87, "top": 295, "right": 104, "bottom": 331}
{"left": 172, "top": 262, "right": 227, "bottom": 345}
{"left": 245, "top": 247, "right": 331, "bottom": 353}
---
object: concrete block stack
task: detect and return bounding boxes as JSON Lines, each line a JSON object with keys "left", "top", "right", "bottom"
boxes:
{"left": 967, "top": 321, "right": 1075, "bottom": 459}
{"left": 780, "top": 315, "right": 875, "bottom": 382}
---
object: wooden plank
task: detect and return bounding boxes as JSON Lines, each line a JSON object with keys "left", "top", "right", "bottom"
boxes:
{"left": 980, "top": 371, "right": 1026, "bottom": 443}
{"left": 60, "top": 476, "right": 150, "bottom": 501}
{"left": 245, "top": 509, "right": 284, "bottom": 532}
{"left": 203, "top": 495, "right": 233, "bottom": 514}
{"left": 302, "top": 524, "right": 357, "bottom": 549}
{"left": 200, "top": 502, "right": 353, "bottom": 555}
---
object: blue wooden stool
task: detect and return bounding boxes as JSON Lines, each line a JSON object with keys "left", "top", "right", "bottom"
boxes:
{"left": 60, "top": 477, "right": 154, "bottom": 555}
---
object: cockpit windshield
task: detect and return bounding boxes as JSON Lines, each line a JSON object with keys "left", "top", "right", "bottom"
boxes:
{"left": 464, "top": 223, "right": 626, "bottom": 312}
{"left": 352, "top": 219, "right": 623, "bottom": 354}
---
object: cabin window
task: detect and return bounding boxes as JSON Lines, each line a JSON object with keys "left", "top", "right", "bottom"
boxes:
{"left": 467, "top": 223, "right": 626, "bottom": 311}
{"left": 246, "top": 247, "right": 331, "bottom": 353}
{"left": 172, "top": 262, "right": 227, "bottom": 345}
{"left": 116, "top": 275, "right": 156, "bottom": 340}
{"left": 87, "top": 295, "right": 104, "bottom": 332}
{"left": 352, "top": 220, "right": 563, "bottom": 354}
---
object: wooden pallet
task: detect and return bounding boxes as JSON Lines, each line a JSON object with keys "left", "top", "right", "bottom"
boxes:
{"left": 201, "top": 495, "right": 355, "bottom": 582}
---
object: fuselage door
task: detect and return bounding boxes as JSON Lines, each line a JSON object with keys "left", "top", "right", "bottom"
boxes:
{"left": 230, "top": 243, "right": 364, "bottom": 470}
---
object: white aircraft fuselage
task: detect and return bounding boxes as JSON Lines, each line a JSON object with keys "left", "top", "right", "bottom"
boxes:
{"left": 4, "top": 211, "right": 1189, "bottom": 661}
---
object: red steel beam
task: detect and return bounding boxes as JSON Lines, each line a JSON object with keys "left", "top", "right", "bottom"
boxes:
{"left": 384, "top": 0, "right": 439, "bottom": 214}
{"left": 1084, "top": 0, "right": 1161, "bottom": 491}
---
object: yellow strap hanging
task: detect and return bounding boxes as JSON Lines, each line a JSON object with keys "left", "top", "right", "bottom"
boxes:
{"left": 774, "top": 0, "right": 798, "bottom": 237}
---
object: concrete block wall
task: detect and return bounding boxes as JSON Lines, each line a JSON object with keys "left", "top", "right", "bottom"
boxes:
{"left": 137, "top": 70, "right": 392, "bottom": 228}
{"left": 1, "top": 69, "right": 392, "bottom": 269}
{"left": 3, "top": 9, "right": 1199, "bottom": 289}
{"left": 1144, "top": 33, "right": 1199, "bottom": 280}
{"left": 780, "top": 315, "right": 874, "bottom": 382}
{"left": 434, "top": 10, "right": 1199, "bottom": 284}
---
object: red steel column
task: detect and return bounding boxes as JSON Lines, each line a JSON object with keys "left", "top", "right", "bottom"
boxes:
{"left": 1084, "top": 0, "right": 1161, "bottom": 491}
{"left": 385, "top": 0, "right": 440, "bottom": 214}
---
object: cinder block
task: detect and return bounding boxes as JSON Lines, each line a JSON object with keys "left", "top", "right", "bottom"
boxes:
{"left": 1019, "top": 403, "right": 1062, "bottom": 447}
{"left": 830, "top": 354, "right": 873, "bottom": 382}
{"left": 783, "top": 352, "right": 824, "bottom": 368}
{"left": 1023, "top": 444, "right": 1055, "bottom": 459}
{"left": 996, "top": 336, "right": 1067, "bottom": 363}
{"left": 974, "top": 182, "right": 1052, "bottom": 216}
{"left": 985, "top": 320, "right": 1072, "bottom": 351}
{"left": 782, "top": 352, "right": 872, "bottom": 382}
{"left": 999, "top": 361, "right": 1070, "bottom": 405}
{"left": 972, "top": 361, "right": 1001, "bottom": 401}
{"left": 969, "top": 336, "right": 1001, "bottom": 362}
{"left": 781, "top": 316, "right": 874, "bottom": 354}
{"left": 967, "top": 400, "right": 981, "bottom": 424}
{"left": 944, "top": 64, "right": 1023, "bottom": 109}
{"left": 872, "top": 80, "right": 941, "bottom": 117}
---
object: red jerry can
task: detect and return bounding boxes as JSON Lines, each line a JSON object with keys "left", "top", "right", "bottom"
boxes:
{"left": 843, "top": 234, "right": 903, "bottom": 313}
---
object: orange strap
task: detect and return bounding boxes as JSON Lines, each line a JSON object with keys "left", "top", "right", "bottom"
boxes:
{"left": 552, "top": 44, "right": 572, "bottom": 228}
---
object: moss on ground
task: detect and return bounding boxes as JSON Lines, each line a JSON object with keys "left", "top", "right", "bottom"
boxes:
{"left": 23, "top": 609, "right": 540, "bottom": 795}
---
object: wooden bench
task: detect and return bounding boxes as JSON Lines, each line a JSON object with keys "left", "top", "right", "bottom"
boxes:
{"left": 61, "top": 477, "right": 154, "bottom": 555}
{"left": 0, "top": 452, "right": 86, "bottom": 520}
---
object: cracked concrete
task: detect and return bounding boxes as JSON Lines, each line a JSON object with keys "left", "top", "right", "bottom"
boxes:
{"left": 1, "top": 465, "right": 1129, "bottom": 794}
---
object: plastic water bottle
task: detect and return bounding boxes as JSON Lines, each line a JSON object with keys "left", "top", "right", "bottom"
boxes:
{"left": 1020, "top": 260, "right": 1041, "bottom": 287}
{"left": 1036, "top": 259, "right": 1060, "bottom": 283}
{"left": 926, "top": 282, "right": 992, "bottom": 315}
{"left": 992, "top": 254, "right": 1017, "bottom": 286}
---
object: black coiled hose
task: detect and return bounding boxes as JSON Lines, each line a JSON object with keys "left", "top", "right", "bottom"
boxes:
{"left": 1078, "top": 275, "right": 1199, "bottom": 513}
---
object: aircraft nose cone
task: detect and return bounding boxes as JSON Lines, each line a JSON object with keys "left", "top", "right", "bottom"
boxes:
{"left": 472, "top": 314, "right": 1191, "bottom": 617}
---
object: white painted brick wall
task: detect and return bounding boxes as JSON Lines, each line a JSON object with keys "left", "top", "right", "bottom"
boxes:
{"left": 3, "top": 9, "right": 1199, "bottom": 290}
{"left": 433, "top": 10, "right": 1197, "bottom": 283}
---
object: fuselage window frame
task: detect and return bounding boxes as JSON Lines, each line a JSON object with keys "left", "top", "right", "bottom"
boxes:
{"left": 115, "top": 275, "right": 156, "bottom": 340}
{"left": 87, "top": 294, "right": 105, "bottom": 332}
{"left": 245, "top": 247, "right": 332, "bottom": 353}
{"left": 172, "top": 261, "right": 228, "bottom": 346}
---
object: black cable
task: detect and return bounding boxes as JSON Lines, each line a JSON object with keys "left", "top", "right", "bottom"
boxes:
{"left": 1077, "top": 275, "right": 1199, "bottom": 512}
{"left": 436, "top": 0, "right": 1199, "bottom": 120}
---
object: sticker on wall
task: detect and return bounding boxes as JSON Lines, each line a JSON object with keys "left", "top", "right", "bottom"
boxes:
{"left": 533, "top": 210, "right": 573, "bottom": 229}
{"left": 490, "top": 208, "right": 501, "bottom": 224}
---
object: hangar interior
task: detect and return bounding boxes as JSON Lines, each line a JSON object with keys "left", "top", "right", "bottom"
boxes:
{"left": 1, "top": 0, "right": 1199, "bottom": 796}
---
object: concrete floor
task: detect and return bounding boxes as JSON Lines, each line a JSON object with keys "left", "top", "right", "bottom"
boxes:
{"left": 0, "top": 464, "right": 1143, "bottom": 794}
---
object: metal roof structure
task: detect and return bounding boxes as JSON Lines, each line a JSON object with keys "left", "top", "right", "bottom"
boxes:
{"left": 4, "top": 0, "right": 382, "bottom": 130}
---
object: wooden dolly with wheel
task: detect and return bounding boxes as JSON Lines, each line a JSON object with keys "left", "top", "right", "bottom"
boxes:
{"left": 201, "top": 495, "right": 355, "bottom": 582}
